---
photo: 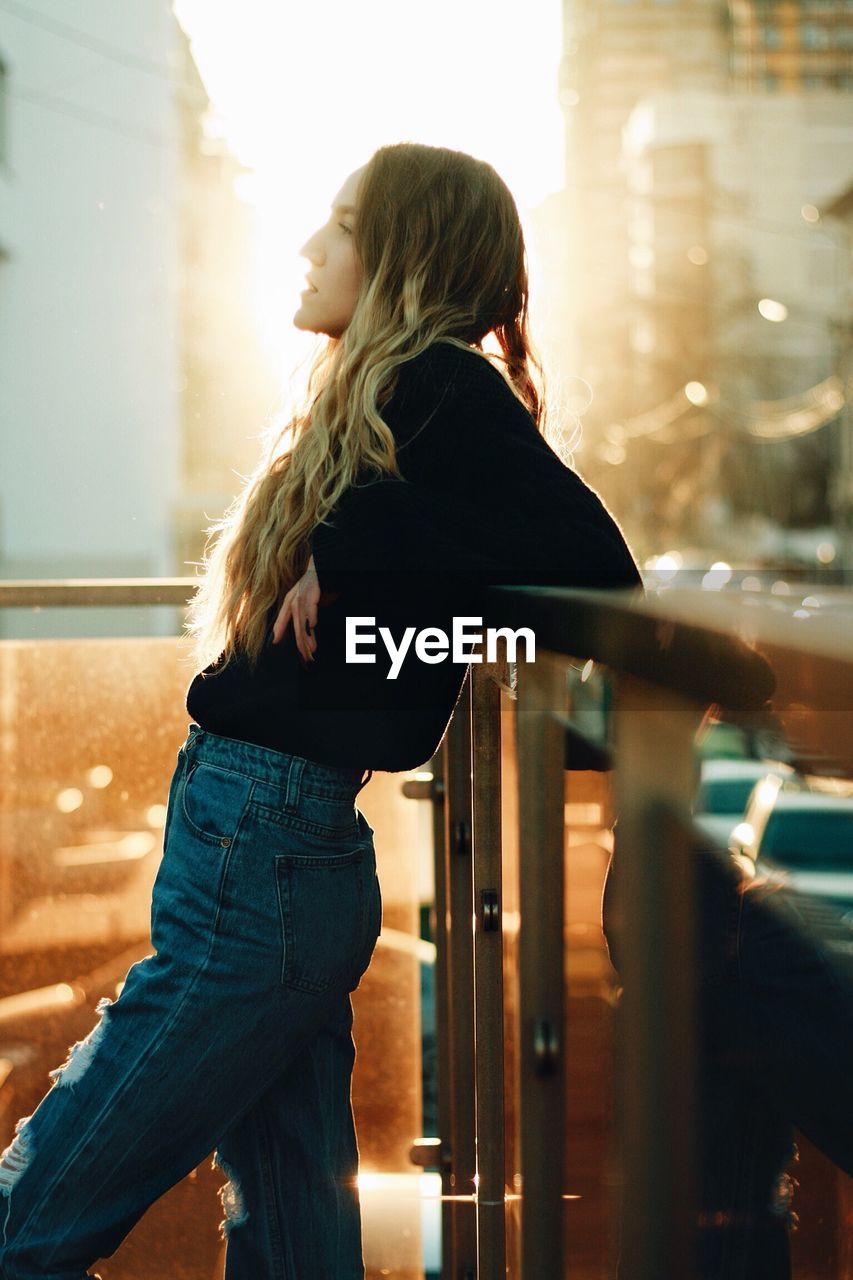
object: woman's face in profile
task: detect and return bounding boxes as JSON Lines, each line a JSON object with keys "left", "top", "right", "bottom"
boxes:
{"left": 294, "top": 165, "right": 365, "bottom": 338}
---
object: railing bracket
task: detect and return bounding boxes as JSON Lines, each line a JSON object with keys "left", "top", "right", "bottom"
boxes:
{"left": 533, "top": 1017, "right": 560, "bottom": 1076}
{"left": 480, "top": 889, "right": 500, "bottom": 932}
{"left": 452, "top": 818, "right": 471, "bottom": 858}
{"left": 408, "top": 1136, "right": 451, "bottom": 1171}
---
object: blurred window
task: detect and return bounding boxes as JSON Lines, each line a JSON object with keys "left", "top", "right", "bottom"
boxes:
{"left": 833, "top": 25, "right": 853, "bottom": 47}
{"left": 761, "top": 23, "right": 782, "bottom": 47}
{"left": 801, "top": 22, "right": 831, "bottom": 47}
{"left": 760, "top": 811, "right": 853, "bottom": 869}
{"left": 696, "top": 722, "right": 753, "bottom": 761}
{"left": 697, "top": 777, "right": 763, "bottom": 815}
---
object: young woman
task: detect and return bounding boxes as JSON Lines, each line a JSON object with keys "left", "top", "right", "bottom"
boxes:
{"left": 0, "top": 142, "right": 641, "bottom": 1279}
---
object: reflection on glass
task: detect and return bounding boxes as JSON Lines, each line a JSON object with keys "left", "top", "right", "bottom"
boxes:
{"left": 690, "top": 693, "right": 853, "bottom": 1274}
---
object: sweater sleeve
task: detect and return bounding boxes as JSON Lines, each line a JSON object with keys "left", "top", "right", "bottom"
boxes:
{"left": 309, "top": 344, "right": 643, "bottom": 607}
{"left": 310, "top": 478, "right": 534, "bottom": 603}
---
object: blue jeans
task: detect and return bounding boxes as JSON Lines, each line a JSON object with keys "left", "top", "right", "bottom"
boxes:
{"left": 0, "top": 725, "right": 382, "bottom": 1280}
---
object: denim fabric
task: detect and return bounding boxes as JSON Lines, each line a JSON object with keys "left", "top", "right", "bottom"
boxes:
{"left": 603, "top": 839, "right": 853, "bottom": 1279}
{"left": 0, "top": 725, "right": 381, "bottom": 1280}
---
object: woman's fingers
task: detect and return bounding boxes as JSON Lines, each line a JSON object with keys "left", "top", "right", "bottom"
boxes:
{"left": 272, "top": 568, "right": 322, "bottom": 661}
{"left": 294, "top": 602, "right": 318, "bottom": 663}
{"left": 271, "top": 594, "right": 293, "bottom": 645}
{"left": 299, "top": 574, "right": 322, "bottom": 663}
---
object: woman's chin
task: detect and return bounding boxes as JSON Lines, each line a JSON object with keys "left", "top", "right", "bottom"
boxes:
{"left": 292, "top": 311, "right": 345, "bottom": 340}
{"left": 293, "top": 309, "right": 335, "bottom": 337}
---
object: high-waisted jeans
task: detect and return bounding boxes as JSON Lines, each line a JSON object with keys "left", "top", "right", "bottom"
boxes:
{"left": 0, "top": 724, "right": 382, "bottom": 1280}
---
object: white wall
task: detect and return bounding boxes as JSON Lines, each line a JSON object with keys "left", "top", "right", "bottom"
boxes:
{"left": 0, "top": 0, "right": 182, "bottom": 586}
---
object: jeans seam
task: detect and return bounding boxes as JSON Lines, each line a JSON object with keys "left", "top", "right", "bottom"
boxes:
{"left": 275, "top": 859, "right": 291, "bottom": 986}
{"left": 256, "top": 1107, "right": 288, "bottom": 1280}
{"left": 23, "top": 939, "right": 235, "bottom": 1261}
{"left": 248, "top": 800, "right": 359, "bottom": 845}
{"left": 27, "top": 802, "right": 250, "bottom": 1256}
{"left": 179, "top": 763, "right": 220, "bottom": 845}
{"left": 189, "top": 731, "right": 364, "bottom": 802}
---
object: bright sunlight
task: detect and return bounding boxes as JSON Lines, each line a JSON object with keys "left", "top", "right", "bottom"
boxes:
{"left": 172, "top": 0, "right": 563, "bottom": 397}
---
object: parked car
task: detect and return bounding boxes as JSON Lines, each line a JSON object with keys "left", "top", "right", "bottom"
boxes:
{"left": 729, "top": 778, "right": 853, "bottom": 927}
{"left": 693, "top": 759, "right": 796, "bottom": 849}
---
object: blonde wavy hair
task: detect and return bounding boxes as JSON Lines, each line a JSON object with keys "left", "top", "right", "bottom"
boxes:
{"left": 185, "top": 141, "right": 546, "bottom": 672}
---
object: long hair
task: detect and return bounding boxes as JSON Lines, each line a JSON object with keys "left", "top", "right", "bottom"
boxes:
{"left": 185, "top": 141, "right": 546, "bottom": 671}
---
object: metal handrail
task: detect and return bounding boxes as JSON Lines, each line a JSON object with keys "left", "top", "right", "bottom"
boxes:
{"left": 432, "top": 578, "right": 852, "bottom": 1278}
{"left": 0, "top": 579, "right": 198, "bottom": 607}
{"left": 482, "top": 582, "right": 848, "bottom": 706}
{"left": 2, "top": 573, "right": 848, "bottom": 676}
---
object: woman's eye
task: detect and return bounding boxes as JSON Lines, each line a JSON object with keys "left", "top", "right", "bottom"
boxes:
{"left": 338, "top": 222, "right": 352, "bottom": 235}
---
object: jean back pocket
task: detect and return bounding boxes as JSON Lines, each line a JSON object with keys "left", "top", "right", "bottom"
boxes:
{"left": 275, "top": 845, "right": 369, "bottom": 994}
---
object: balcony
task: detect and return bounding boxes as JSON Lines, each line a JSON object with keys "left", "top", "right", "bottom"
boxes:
{"left": 0, "top": 577, "right": 851, "bottom": 1278}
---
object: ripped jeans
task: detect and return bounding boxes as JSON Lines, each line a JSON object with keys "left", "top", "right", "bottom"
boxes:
{"left": 0, "top": 724, "right": 382, "bottom": 1280}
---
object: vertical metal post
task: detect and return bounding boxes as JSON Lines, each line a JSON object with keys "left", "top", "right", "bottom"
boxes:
{"left": 471, "top": 663, "right": 507, "bottom": 1278}
{"left": 611, "top": 673, "right": 702, "bottom": 1279}
{"left": 427, "top": 743, "right": 455, "bottom": 1279}
{"left": 515, "top": 650, "right": 568, "bottom": 1278}
{"left": 443, "top": 679, "right": 478, "bottom": 1277}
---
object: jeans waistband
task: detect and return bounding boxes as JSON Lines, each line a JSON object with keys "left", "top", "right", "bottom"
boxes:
{"left": 183, "top": 724, "right": 373, "bottom": 802}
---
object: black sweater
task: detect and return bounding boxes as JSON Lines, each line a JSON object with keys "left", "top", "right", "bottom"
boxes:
{"left": 185, "top": 342, "right": 643, "bottom": 772}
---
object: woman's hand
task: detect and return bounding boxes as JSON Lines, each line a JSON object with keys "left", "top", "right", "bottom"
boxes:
{"left": 271, "top": 555, "right": 321, "bottom": 662}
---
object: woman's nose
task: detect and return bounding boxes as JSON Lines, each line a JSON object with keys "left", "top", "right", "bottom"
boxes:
{"left": 299, "top": 228, "right": 324, "bottom": 264}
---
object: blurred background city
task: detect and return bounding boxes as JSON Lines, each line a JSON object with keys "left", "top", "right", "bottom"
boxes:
{"left": 0, "top": 1, "right": 852, "bottom": 1277}
{"left": 1, "top": 0, "right": 851, "bottom": 625}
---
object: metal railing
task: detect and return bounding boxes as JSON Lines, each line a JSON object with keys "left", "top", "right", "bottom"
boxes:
{"left": 4, "top": 576, "right": 852, "bottom": 1277}
{"left": 0, "top": 579, "right": 198, "bottom": 607}
{"left": 423, "top": 580, "right": 853, "bottom": 1279}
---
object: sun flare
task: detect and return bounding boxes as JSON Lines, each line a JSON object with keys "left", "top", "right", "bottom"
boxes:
{"left": 172, "top": 0, "right": 563, "bottom": 397}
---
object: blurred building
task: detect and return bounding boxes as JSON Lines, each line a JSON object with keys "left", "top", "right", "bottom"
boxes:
{"left": 730, "top": 0, "right": 853, "bottom": 93}
{"left": 558, "top": 0, "right": 853, "bottom": 562}
{"left": 622, "top": 91, "right": 853, "bottom": 549}
{"left": 173, "top": 35, "right": 281, "bottom": 585}
{"left": 0, "top": 2, "right": 277, "bottom": 636}
{"left": 557, "top": 0, "right": 728, "bottom": 463}
{"left": 822, "top": 179, "right": 853, "bottom": 570}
